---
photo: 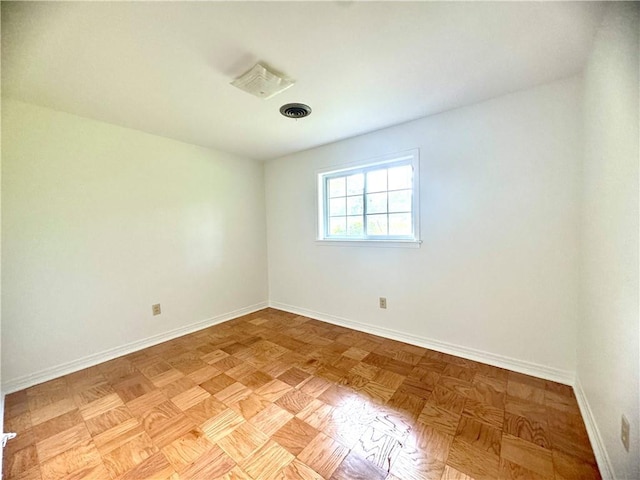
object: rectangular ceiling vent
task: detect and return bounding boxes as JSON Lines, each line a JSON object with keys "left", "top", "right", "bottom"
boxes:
{"left": 230, "top": 63, "right": 294, "bottom": 100}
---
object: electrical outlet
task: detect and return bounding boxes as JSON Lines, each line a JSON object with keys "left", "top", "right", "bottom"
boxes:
{"left": 621, "top": 414, "right": 630, "bottom": 452}
{"left": 379, "top": 297, "right": 387, "bottom": 309}
{"left": 152, "top": 304, "right": 161, "bottom": 316}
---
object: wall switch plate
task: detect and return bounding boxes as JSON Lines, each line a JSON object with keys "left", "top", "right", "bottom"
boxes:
{"left": 379, "top": 297, "right": 387, "bottom": 309}
{"left": 152, "top": 304, "right": 161, "bottom": 316}
{"left": 621, "top": 414, "right": 630, "bottom": 452}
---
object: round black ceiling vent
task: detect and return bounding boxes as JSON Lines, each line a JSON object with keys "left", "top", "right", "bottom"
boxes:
{"left": 280, "top": 103, "right": 312, "bottom": 119}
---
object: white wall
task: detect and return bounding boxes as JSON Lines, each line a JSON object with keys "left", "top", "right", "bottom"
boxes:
{"left": 1, "top": 99, "right": 268, "bottom": 388}
{"left": 266, "top": 77, "right": 583, "bottom": 379}
{"left": 0, "top": 86, "right": 3, "bottom": 475}
{"left": 577, "top": 3, "right": 639, "bottom": 479}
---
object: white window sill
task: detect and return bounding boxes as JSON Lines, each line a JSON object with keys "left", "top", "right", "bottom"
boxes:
{"left": 315, "top": 239, "right": 422, "bottom": 248}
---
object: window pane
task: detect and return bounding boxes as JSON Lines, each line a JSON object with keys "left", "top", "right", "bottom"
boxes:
{"left": 347, "top": 216, "right": 364, "bottom": 236}
{"left": 388, "top": 190, "right": 412, "bottom": 213}
{"left": 389, "top": 213, "right": 412, "bottom": 236}
{"left": 366, "top": 192, "right": 387, "bottom": 214}
{"left": 388, "top": 165, "right": 412, "bottom": 190}
{"left": 329, "top": 177, "right": 346, "bottom": 197}
{"left": 366, "top": 214, "right": 388, "bottom": 235}
{"left": 347, "top": 195, "right": 363, "bottom": 215}
{"left": 319, "top": 151, "right": 418, "bottom": 242}
{"left": 366, "top": 169, "right": 387, "bottom": 193}
{"left": 346, "top": 174, "right": 364, "bottom": 195}
{"left": 329, "top": 197, "right": 346, "bottom": 216}
{"left": 329, "top": 217, "right": 346, "bottom": 235}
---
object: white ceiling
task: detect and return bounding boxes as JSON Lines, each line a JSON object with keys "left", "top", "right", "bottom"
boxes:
{"left": 1, "top": 2, "right": 605, "bottom": 161}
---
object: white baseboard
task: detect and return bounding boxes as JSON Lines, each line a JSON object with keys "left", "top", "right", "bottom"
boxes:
{"left": 574, "top": 377, "right": 615, "bottom": 480}
{"left": 1, "top": 302, "right": 268, "bottom": 394}
{"left": 269, "top": 301, "right": 575, "bottom": 385}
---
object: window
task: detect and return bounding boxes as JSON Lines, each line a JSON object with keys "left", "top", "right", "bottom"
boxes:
{"left": 317, "top": 149, "right": 420, "bottom": 246}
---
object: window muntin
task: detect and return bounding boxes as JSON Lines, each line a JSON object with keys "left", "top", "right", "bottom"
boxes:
{"left": 318, "top": 150, "right": 419, "bottom": 243}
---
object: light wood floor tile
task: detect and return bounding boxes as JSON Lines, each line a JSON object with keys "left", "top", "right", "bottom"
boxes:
{"left": 202, "top": 407, "right": 245, "bottom": 443}
{"left": 217, "top": 466, "right": 254, "bottom": 480}
{"left": 500, "top": 433, "right": 554, "bottom": 479}
{"left": 185, "top": 395, "right": 228, "bottom": 424}
{"left": 428, "top": 385, "right": 466, "bottom": 414}
{"left": 240, "top": 440, "right": 295, "bottom": 480}
{"left": 66, "top": 366, "right": 106, "bottom": 392}
{"left": 438, "top": 376, "right": 474, "bottom": 398}
{"left": 441, "top": 464, "right": 476, "bottom": 480}
{"left": 506, "top": 382, "right": 546, "bottom": 405}
{"left": 350, "top": 362, "right": 380, "bottom": 381}
{"left": 30, "top": 409, "right": 82, "bottom": 444}
{"left": 113, "top": 374, "right": 156, "bottom": 403}
{"left": 255, "top": 379, "right": 293, "bottom": 402}
{"left": 92, "top": 418, "right": 142, "bottom": 453}
{"left": 241, "top": 371, "right": 274, "bottom": 390}
{"left": 215, "top": 382, "right": 252, "bottom": 406}
{"left": 386, "top": 391, "right": 426, "bottom": 421}
{"left": 373, "top": 370, "right": 406, "bottom": 390}
{"left": 3, "top": 308, "right": 600, "bottom": 480}
{"left": 447, "top": 437, "right": 500, "bottom": 480}
{"left": 351, "top": 426, "right": 402, "bottom": 473}
{"left": 390, "top": 447, "right": 446, "bottom": 480}
{"left": 150, "top": 368, "right": 185, "bottom": 388}
{"left": 418, "top": 404, "right": 461, "bottom": 436}
{"left": 278, "top": 367, "right": 309, "bottom": 387}
{"left": 455, "top": 416, "right": 501, "bottom": 456}
{"left": 503, "top": 412, "right": 550, "bottom": 449}
{"left": 4, "top": 445, "right": 39, "bottom": 480}
{"left": 126, "top": 389, "right": 169, "bottom": 417}
{"left": 405, "top": 422, "right": 453, "bottom": 460}
{"left": 296, "top": 399, "right": 334, "bottom": 431}
{"left": 369, "top": 410, "right": 412, "bottom": 442}
{"left": 188, "top": 365, "right": 222, "bottom": 385}
{"left": 35, "top": 423, "right": 91, "bottom": 463}
{"left": 361, "top": 381, "right": 396, "bottom": 404}
{"left": 468, "top": 381, "right": 505, "bottom": 409}
{"left": 101, "top": 431, "right": 158, "bottom": 478}
{"left": 249, "top": 403, "right": 294, "bottom": 437}
{"left": 229, "top": 393, "right": 271, "bottom": 421}
{"left": 276, "top": 389, "right": 314, "bottom": 415}
{"left": 79, "top": 393, "right": 124, "bottom": 421}
{"left": 117, "top": 452, "right": 175, "bottom": 480}
{"left": 298, "top": 433, "right": 349, "bottom": 478}
{"left": 272, "top": 417, "right": 319, "bottom": 456}
{"left": 30, "top": 399, "right": 76, "bottom": 427}
{"left": 330, "top": 450, "right": 387, "bottom": 480}
{"left": 505, "top": 396, "right": 548, "bottom": 425}
{"left": 462, "top": 398, "right": 504, "bottom": 429}
{"left": 277, "top": 459, "right": 323, "bottom": 480}
{"left": 161, "top": 428, "right": 214, "bottom": 472}
{"left": 218, "top": 422, "right": 269, "bottom": 463}
{"left": 172, "top": 385, "right": 211, "bottom": 411}
{"left": 180, "top": 444, "right": 236, "bottom": 479}
{"left": 72, "top": 382, "right": 114, "bottom": 408}
{"left": 39, "top": 441, "right": 101, "bottom": 480}
{"left": 499, "top": 458, "right": 550, "bottom": 480}
{"left": 26, "top": 380, "right": 70, "bottom": 412}
{"left": 161, "top": 377, "right": 197, "bottom": 400}
{"left": 551, "top": 449, "right": 601, "bottom": 480}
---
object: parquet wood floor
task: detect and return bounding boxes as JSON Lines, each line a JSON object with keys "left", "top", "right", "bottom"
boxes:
{"left": 3, "top": 308, "right": 601, "bottom": 480}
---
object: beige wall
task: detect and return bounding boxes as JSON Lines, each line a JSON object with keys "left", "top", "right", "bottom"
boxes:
{"left": 578, "top": 3, "right": 640, "bottom": 479}
{"left": 1, "top": 99, "right": 268, "bottom": 388}
{"left": 266, "top": 77, "right": 583, "bottom": 380}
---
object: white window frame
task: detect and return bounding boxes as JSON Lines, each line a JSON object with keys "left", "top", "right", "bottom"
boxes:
{"left": 316, "top": 149, "right": 421, "bottom": 248}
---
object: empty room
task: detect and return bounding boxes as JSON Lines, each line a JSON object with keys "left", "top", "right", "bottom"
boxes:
{"left": 1, "top": 2, "right": 638, "bottom": 480}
